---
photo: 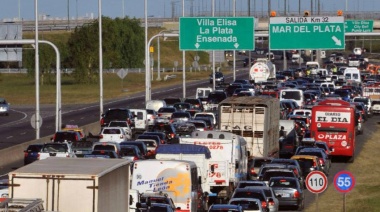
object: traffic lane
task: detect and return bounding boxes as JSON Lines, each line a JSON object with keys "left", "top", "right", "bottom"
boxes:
{"left": 0, "top": 69, "right": 249, "bottom": 150}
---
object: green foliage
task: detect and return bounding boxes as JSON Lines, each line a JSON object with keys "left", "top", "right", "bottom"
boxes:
{"left": 67, "top": 17, "right": 145, "bottom": 84}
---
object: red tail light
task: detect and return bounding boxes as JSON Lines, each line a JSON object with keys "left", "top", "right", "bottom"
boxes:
{"left": 100, "top": 118, "right": 104, "bottom": 126}
{"left": 250, "top": 168, "right": 256, "bottom": 175}
{"left": 319, "top": 158, "right": 325, "bottom": 165}
{"left": 268, "top": 200, "right": 275, "bottom": 206}
{"left": 158, "top": 114, "right": 162, "bottom": 117}
{"left": 24, "top": 152, "right": 28, "bottom": 158}
{"left": 293, "top": 190, "right": 300, "bottom": 198}
{"left": 133, "top": 156, "right": 139, "bottom": 161}
{"left": 204, "top": 127, "right": 208, "bottom": 131}
{"left": 261, "top": 201, "right": 267, "bottom": 209}
{"left": 99, "top": 135, "right": 103, "bottom": 139}
{"left": 37, "top": 153, "right": 40, "bottom": 160}
{"left": 127, "top": 119, "right": 132, "bottom": 125}
{"left": 75, "top": 135, "right": 79, "bottom": 141}
{"left": 313, "top": 161, "right": 317, "bottom": 167}
{"left": 293, "top": 168, "right": 298, "bottom": 176}
{"left": 169, "top": 133, "right": 175, "bottom": 139}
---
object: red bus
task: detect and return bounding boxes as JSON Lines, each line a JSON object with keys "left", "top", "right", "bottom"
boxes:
{"left": 310, "top": 99, "right": 356, "bottom": 162}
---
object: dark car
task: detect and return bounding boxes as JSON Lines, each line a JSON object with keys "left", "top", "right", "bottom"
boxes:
{"left": 120, "top": 141, "right": 148, "bottom": 158}
{"left": 24, "top": 144, "right": 44, "bottom": 165}
{"left": 247, "top": 157, "right": 273, "bottom": 180}
{"left": 100, "top": 108, "right": 134, "bottom": 128}
{"left": 51, "top": 131, "right": 82, "bottom": 143}
{"left": 209, "top": 72, "right": 225, "bottom": 84}
{"left": 269, "top": 177, "right": 304, "bottom": 211}
{"left": 143, "top": 132, "right": 167, "bottom": 144}
{"left": 183, "top": 98, "right": 204, "bottom": 111}
{"left": 151, "top": 123, "right": 179, "bottom": 144}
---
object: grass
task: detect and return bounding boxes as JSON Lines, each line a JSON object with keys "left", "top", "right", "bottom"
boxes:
{"left": 304, "top": 123, "right": 380, "bottom": 212}
{"left": 0, "top": 70, "right": 216, "bottom": 105}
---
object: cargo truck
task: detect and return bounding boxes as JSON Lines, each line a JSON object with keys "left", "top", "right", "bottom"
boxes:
{"left": 8, "top": 157, "right": 132, "bottom": 212}
{"left": 155, "top": 144, "right": 211, "bottom": 210}
{"left": 218, "top": 96, "right": 280, "bottom": 159}
{"left": 131, "top": 159, "right": 202, "bottom": 212}
{"left": 180, "top": 131, "right": 248, "bottom": 202}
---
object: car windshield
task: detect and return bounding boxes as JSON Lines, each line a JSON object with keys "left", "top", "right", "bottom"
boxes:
{"left": 263, "top": 171, "right": 294, "bottom": 181}
{"left": 109, "top": 122, "right": 128, "bottom": 127}
{"left": 93, "top": 145, "right": 116, "bottom": 151}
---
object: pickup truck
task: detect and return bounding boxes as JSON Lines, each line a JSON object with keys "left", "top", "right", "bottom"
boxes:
{"left": 39, "top": 142, "right": 76, "bottom": 160}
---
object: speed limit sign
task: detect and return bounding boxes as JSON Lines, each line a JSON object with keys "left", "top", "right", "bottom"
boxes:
{"left": 306, "top": 171, "right": 328, "bottom": 193}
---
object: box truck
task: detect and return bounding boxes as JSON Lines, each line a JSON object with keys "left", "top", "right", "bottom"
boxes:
{"left": 8, "top": 157, "right": 132, "bottom": 212}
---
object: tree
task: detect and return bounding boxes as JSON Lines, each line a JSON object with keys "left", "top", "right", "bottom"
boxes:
{"left": 67, "top": 17, "right": 145, "bottom": 84}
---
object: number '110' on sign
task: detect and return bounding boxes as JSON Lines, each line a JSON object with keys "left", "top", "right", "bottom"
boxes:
{"left": 306, "top": 171, "right": 328, "bottom": 193}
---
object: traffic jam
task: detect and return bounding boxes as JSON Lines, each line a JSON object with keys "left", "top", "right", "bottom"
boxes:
{"left": 11, "top": 46, "right": 379, "bottom": 211}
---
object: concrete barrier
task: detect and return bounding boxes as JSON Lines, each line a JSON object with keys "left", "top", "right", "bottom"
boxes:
{"left": 0, "top": 122, "right": 101, "bottom": 176}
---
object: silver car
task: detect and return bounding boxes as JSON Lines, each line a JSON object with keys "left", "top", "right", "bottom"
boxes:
{"left": 0, "top": 98, "right": 9, "bottom": 116}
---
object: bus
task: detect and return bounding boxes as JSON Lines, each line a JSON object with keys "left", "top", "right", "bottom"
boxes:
{"left": 310, "top": 99, "right": 356, "bottom": 162}
{"left": 131, "top": 159, "right": 202, "bottom": 212}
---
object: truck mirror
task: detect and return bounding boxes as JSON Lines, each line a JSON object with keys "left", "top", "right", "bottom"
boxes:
{"left": 129, "top": 195, "right": 134, "bottom": 205}
{"left": 210, "top": 164, "right": 215, "bottom": 173}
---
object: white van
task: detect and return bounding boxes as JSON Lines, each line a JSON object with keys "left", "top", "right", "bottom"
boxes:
{"left": 279, "top": 88, "right": 304, "bottom": 108}
{"left": 343, "top": 68, "right": 361, "bottom": 83}
{"left": 130, "top": 109, "right": 148, "bottom": 134}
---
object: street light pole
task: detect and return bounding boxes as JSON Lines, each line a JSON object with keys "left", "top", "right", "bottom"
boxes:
{"left": 34, "top": 0, "right": 40, "bottom": 139}
{"left": 67, "top": 0, "right": 70, "bottom": 30}
{"left": 182, "top": 0, "right": 186, "bottom": 98}
{"left": 145, "top": 0, "right": 150, "bottom": 102}
{"left": 18, "top": 0, "right": 21, "bottom": 20}
{"left": 99, "top": 0, "right": 104, "bottom": 116}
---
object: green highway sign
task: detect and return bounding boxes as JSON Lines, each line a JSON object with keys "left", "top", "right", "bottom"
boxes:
{"left": 345, "top": 20, "right": 373, "bottom": 32}
{"left": 179, "top": 17, "right": 255, "bottom": 50}
{"left": 270, "top": 16, "right": 345, "bottom": 50}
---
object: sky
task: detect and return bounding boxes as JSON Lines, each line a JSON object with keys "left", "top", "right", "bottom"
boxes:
{"left": 0, "top": 0, "right": 378, "bottom": 21}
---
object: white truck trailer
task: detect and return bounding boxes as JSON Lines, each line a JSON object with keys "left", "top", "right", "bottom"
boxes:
{"left": 249, "top": 58, "right": 276, "bottom": 83}
{"left": 8, "top": 157, "right": 132, "bottom": 212}
{"left": 131, "top": 159, "right": 202, "bottom": 212}
{"left": 180, "top": 131, "right": 248, "bottom": 201}
{"left": 218, "top": 96, "right": 280, "bottom": 159}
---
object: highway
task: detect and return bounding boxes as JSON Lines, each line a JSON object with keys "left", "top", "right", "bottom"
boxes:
{"left": 0, "top": 61, "right": 379, "bottom": 211}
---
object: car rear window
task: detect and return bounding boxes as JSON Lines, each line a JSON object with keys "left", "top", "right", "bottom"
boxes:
{"left": 229, "top": 200, "right": 260, "bottom": 210}
{"left": 93, "top": 145, "right": 116, "bottom": 151}
{"left": 42, "top": 144, "right": 68, "bottom": 152}
{"left": 102, "top": 128, "right": 122, "bottom": 134}
{"left": 232, "top": 191, "right": 265, "bottom": 201}
{"left": 27, "top": 145, "right": 43, "bottom": 152}
{"left": 263, "top": 171, "right": 295, "bottom": 181}
{"left": 269, "top": 179, "right": 297, "bottom": 188}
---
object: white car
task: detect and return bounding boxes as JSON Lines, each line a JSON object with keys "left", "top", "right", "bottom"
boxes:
{"left": 39, "top": 142, "right": 76, "bottom": 160}
{"left": 107, "top": 121, "right": 133, "bottom": 139}
{"left": 99, "top": 127, "right": 130, "bottom": 143}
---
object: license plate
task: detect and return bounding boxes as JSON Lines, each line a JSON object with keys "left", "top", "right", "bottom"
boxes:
{"left": 276, "top": 193, "right": 290, "bottom": 197}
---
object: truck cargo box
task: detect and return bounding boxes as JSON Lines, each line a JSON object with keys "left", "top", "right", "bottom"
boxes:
{"left": 9, "top": 157, "right": 132, "bottom": 212}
